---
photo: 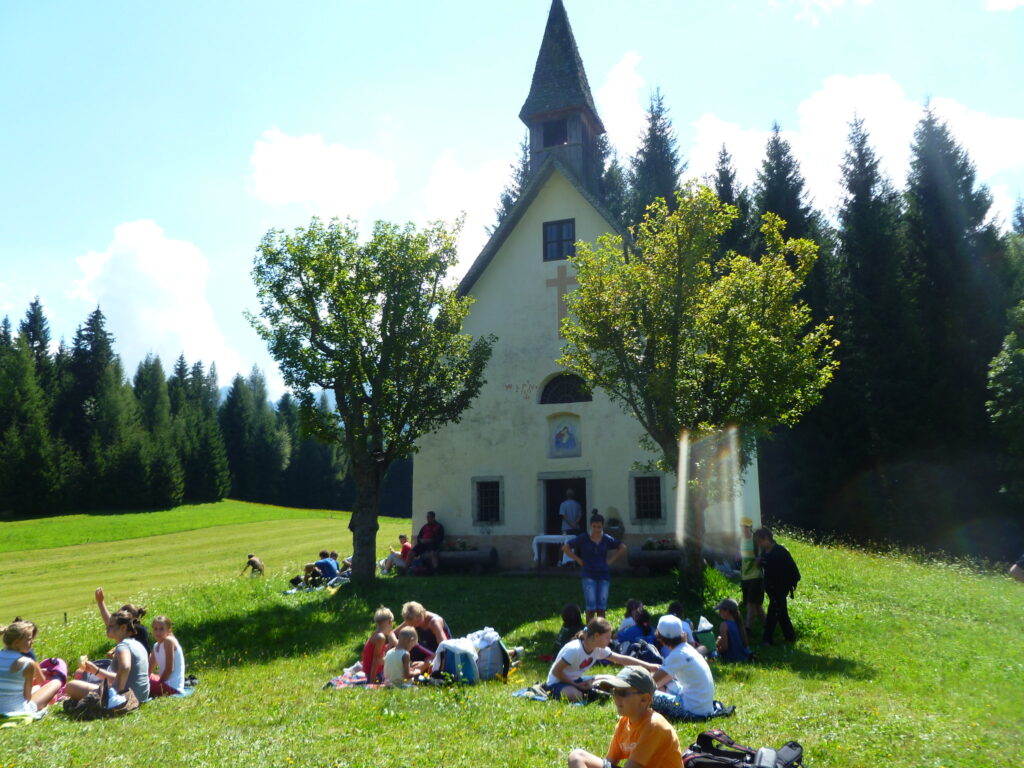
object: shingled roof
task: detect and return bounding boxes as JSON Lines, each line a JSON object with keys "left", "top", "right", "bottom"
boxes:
{"left": 518, "top": 0, "right": 605, "bottom": 132}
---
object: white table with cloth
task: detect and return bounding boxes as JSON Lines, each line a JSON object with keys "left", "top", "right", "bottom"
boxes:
{"left": 532, "top": 533, "right": 576, "bottom": 566}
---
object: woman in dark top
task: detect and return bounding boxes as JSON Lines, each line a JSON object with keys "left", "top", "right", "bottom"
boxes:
{"left": 561, "top": 513, "right": 627, "bottom": 622}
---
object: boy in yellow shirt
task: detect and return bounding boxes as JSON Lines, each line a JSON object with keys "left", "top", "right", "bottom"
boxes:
{"left": 567, "top": 667, "right": 682, "bottom": 768}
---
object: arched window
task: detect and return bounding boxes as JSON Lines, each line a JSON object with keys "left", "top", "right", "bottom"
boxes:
{"left": 540, "top": 374, "right": 592, "bottom": 404}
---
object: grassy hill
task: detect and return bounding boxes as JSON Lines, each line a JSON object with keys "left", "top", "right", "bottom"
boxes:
{"left": 2, "top": 505, "right": 1021, "bottom": 767}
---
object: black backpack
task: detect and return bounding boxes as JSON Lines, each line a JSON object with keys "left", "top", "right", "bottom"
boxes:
{"left": 682, "top": 730, "right": 804, "bottom": 767}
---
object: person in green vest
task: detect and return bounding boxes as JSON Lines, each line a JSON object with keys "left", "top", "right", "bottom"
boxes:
{"left": 739, "top": 517, "right": 765, "bottom": 633}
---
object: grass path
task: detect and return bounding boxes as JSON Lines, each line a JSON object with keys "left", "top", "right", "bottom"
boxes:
{"left": 0, "top": 513, "right": 410, "bottom": 623}
{"left": 0, "top": 499, "right": 353, "bottom": 554}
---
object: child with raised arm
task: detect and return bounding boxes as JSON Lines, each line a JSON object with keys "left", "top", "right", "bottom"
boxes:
{"left": 149, "top": 615, "right": 186, "bottom": 696}
{"left": 567, "top": 667, "right": 682, "bottom": 768}
{"left": 361, "top": 606, "right": 398, "bottom": 683}
{"left": 382, "top": 627, "right": 429, "bottom": 687}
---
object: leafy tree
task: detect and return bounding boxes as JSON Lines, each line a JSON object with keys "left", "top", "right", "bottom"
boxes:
{"left": 490, "top": 133, "right": 531, "bottom": 233}
{"left": 0, "top": 317, "right": 11, "bottom": 348}
{"left": 250, "top": 217, "right": 495, "bottom": 580}
{"left": 558, "top": 185, "right": 837, "bottom": 580}
{"left": 987, "top": 298, "right": 1024, "bottom": 502}
{"left": 219, "top": 373, "right": 258, "bottom": 500}
{"left": 1012, "top": 197, "right": 1024, "bottom": 236}
{"left": 627, "top": 90, "right": 683, "bottom": 228}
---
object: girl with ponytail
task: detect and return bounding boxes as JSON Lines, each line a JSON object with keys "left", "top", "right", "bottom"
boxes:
{"left": 544, "top": 617, "right": 659, "bottom": 701}
{"left": 66, "top": 610, "right": 150, "bottom": 704}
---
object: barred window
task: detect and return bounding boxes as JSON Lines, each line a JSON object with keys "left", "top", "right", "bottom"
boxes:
{"left": 543, "top": 219, "right": 575, "bottom": 261}
{"left": 540, "top": 373, "right": 591, "bottom": 404}
{"left": 633, "top": 476, "right": 663, "bottom": 520}
{"left": 473, "top": 478, "right": 502, "bottom": 524}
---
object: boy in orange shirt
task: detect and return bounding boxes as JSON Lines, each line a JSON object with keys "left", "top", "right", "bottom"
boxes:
{"left": 567, "top": 667, "right": 682, "bottom": 768}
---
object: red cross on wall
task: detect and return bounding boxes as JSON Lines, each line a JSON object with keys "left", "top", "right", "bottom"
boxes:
{"left": 546, "top": 264, "right": 578, "bottom": 336}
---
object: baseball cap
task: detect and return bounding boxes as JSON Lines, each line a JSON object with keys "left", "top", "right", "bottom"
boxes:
{"left": 714, "top": 598, "right": 739, "bottom": 612}
{"left": 656, "top": 614, "right": 684, "bottom": 639}
{"left": 594, "top": 666, "right": 656, "bottom": 696}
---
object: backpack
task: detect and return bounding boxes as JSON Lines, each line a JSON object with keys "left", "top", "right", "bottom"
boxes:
{"left": 434, "top": 646, "right": 478, "bottom": 684}
{"left": 476, "top": 639, "right": 511, "bottom": 681}
{"left": 63, "top": 680, "right": 140, "bottom": 721}
{"left": 682, "top": 730, "right": 805, "bottom": 767}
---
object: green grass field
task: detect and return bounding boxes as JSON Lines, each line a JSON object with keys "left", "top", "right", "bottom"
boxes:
{"left": 2, "top": 503, "right": 1021, "bottom": 768}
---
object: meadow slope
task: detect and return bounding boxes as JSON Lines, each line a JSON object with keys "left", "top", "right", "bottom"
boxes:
{"left": 1, "top": 506, "right": 1021, "bottom": 768}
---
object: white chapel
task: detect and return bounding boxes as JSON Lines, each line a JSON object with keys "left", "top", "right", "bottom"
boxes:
{"left": 411, "top": 0, "right": 761, "bottom": 569}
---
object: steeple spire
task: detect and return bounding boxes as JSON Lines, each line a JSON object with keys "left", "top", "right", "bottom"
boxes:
{"left": 519, "top": 0, "right": 605, "bottom": 191}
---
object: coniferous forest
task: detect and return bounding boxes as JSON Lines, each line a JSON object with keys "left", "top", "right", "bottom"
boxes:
{"left": 3, "top": 104, "right": 1022, "bottom": 559}
{"left": 0, "top": 303, "right": 412, "bottom": 519}
{"left": 496, "top": 103, "right": 1023, "bottom": 559}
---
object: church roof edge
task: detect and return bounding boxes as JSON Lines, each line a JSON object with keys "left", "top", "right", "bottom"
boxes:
{"left": 458, "top": 155, "right": 628, "bottom": 297}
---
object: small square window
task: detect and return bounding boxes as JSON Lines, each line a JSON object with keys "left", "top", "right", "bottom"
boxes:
{"left": 473, "top": 477, "right": 503, "bottom": 525}
{"left": 543, "top": 119, "right": 568, "bottom": 147}
{"left": 633, "top": 476, "right": 663, "bottom": 520}
{"left": 543, "top": 219, "right": 575, "bottom": 261}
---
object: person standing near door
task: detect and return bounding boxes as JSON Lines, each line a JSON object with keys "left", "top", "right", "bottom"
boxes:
{"left": 559, "top": 489, "right": 584, "bottom": 535}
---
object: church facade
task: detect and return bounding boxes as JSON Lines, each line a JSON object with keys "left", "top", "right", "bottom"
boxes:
{"left": 411, "top": 0, "right": 761, "bottom": 569}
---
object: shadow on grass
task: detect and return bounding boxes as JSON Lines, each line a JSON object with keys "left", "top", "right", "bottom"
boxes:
{"left": 747, "top": 645, "right": 876, "bottom": 680}
{"left": 178, "top": 575, "right": 594, "bottom": 669}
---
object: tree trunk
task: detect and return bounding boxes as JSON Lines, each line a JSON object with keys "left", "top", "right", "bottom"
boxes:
{"left": 348, "top": 463, "right": 381, "bottom": 582}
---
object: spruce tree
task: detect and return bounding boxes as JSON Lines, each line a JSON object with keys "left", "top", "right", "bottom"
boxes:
{"left": 712, "top": 144, "right": 754, "bottom": 259}
{"left": 0, "top": 336, "right": 55, "bottom": 514}
{"left": 904, "top": 109, "right": 1008, "bottom": 447}
{"left": 597, "top": 133, "right": 629, "bottom": 230}
{"left": 18, "top": 298, "right": 53, "bottom": 391}
{"left": 133, "top": 354, "right": 184, "bottom": 507}
{"left": 489, "top": 133, "right": 531, "bottom": 233}
{"left": 627, "top": 90, "right": 683, "bottom": 228}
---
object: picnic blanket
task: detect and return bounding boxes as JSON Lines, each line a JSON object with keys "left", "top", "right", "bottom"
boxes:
{"left": 0, "top": 710, "right": 47, "bottom": 728}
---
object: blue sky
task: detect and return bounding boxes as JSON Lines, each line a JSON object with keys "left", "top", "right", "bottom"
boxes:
{"left": 2, "top": 0, "right": 1022, "bottom": 397}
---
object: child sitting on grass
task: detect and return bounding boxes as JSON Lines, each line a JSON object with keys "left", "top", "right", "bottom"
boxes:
{"left": 714, "top": 598, "right": 752, "bottom": 662}
{"left": 149, "top": 615, "right": 186, "bottom": 696}
{"left": 383, "top": 627, "right": 429, "bottom": 687}
{"left": 0, "top": 621, "right": 62, "bottom": 717}
{"left": 362, "top": 606, "right": 398, "bottom": 683}
{"left": 568, "top": 667, "right": 682, "bottom": 768}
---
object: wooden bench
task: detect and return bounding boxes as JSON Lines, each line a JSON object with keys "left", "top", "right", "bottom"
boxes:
{"left": 437, "top": 547, "right": 499, "bottom": 575}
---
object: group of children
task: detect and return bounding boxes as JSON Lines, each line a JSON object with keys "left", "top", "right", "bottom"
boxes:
{"left": 0, "top": 587, "right": 187, "bottom": 719}
{"left": 359, "top": 601, "right": 451, "bottom": 687}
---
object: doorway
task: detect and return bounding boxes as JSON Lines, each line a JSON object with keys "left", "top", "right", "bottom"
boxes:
{"left": 543, "top": 477, "right": 587, "bottom": 565}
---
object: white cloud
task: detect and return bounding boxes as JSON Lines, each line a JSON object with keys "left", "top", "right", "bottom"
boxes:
{"left": 686, "top": 74, "right": 1024, "bottom": 228}
{"left": 68, "top": 219, "right": 245, "bottom": 387}
{"left": 985, "top": 0, "right": 1024, "bottom": 10}
{"left": 595, "top": 51, "right": 647, "bottom": 160}
{"left": 417, "top": 150, "right": 508, "bottom": 280}
{"left": 248, "top": 128, "right": 398, "bottom": 221}
{"left": 769, "top": 0, "right": 874, "bottom": 24}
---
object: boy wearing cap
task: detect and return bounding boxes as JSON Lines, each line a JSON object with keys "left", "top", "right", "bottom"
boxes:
{"left": 739, "top": 517, "right": 765, "bottom": 631}
{"left": 568, "top": 666, "right": 682, "bottom": 768}
{"left": 651, "top": 615, "right": 715, "bottom": 718}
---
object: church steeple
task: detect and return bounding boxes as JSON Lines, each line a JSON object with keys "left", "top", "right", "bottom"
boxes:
{"left": 520, "top": 0, "right": 605, "bottom": 192}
